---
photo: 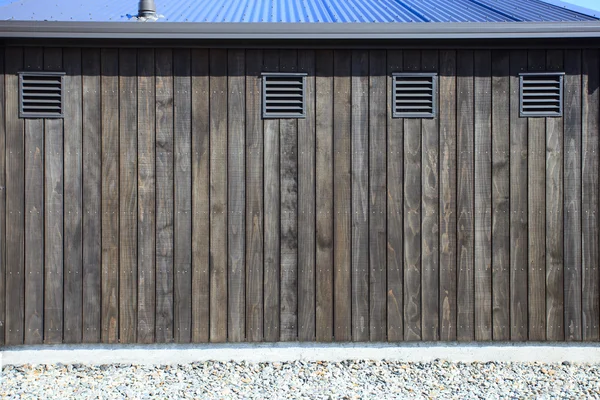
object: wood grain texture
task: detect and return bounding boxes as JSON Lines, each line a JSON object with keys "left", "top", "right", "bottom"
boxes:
{"left": 227, "top": 49, "right": 245, "bottom": 343}
{"left": 63, "top": 48, "right": 84, "bottom": 344}
{"left": 351, "top": 49, "right": 370, "bottom": 342}
{"left": 509, "top": 50, "right": 528, "bottom": 341}
{"left": 23, "top": 47, "right": 44, "bottom": 344}
{"left": 137, "top": 48, "right": 156, "bottom": 344}
{"left": 0, "top": 48, "right": 5, "bottom": 345}
{"left": 333, "top": 50, "right": 352, "bottom": 342}
{"left": 191, "top": 49, "right": 210, "bottom": 343}
{"left": 209, "top": 49, "right": 228, "bottom": 343}
{"left": 298, "top": 49, "right": 316, "bottom": 342}
{"left": 100, "top": 48, "right": 119, "bottom": 344}
{"left": 457, "top": 50, "right": 475, "bottom": 342}
{"left": 545, "top": 49, "right": 565, "bottom": 341}
{"left": 245, "top": 49, "right": 264, "bottom": 342}
{"left": 155, "top": 48, "right": 174, "bottom": 343}
{"left": 439, "top": 50, "right": 457, "bottom": 341}
{"left": 369, "top": 50, "right": 387, "bottom": 342}
{"left": 474, "top": 50, "right": 492, "bottom": 341}
{"left": 491, "top": 50, "right": 510, "bottom": 341}
{"left": 421, "top": 50, "right": 439, "bottom": 342}
{"left": 387, "top": 49, "right": 404, "bottom": 342}
{"left": 174, "top": 49, "right": 192, "bottom": 343}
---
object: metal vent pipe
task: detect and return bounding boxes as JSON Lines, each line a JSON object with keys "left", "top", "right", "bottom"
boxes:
{"left": 138, "top": 0, "right": 157, "bottom": 18}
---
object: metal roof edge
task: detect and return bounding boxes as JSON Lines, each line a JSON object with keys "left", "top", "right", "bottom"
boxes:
{"left": 539, "top": 0, "right": 599, "bottom": 19}
{"left": 1, "top": 21, "right": 600, "bottom": 40}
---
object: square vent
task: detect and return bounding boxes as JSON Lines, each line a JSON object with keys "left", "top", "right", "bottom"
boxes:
{"left": 519, "top": 72, "right": 564, "bottom": 117}
{"left": 262, "top": 73, "right": 306, "bottom": 119}
{"left": 19, "top": 71, "right": 65, "bottom": 118}
{"left": 392, "top": 73, "right": 437, "bottom": 118}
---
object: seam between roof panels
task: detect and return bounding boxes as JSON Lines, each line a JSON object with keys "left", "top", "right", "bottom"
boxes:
{"left": 391, "top": 0, "right": 430, "bottom": 22}
{"left": 463, "top": 0, "right": 522, "bottom": 22}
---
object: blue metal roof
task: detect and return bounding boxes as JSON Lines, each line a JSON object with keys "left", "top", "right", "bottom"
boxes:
{"left": 0, "top": 0, "right": 596, "bottom": 22}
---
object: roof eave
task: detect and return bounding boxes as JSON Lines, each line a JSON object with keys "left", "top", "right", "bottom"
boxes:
{"left": 1, "top": 21, "right": 600, "bottom": 40}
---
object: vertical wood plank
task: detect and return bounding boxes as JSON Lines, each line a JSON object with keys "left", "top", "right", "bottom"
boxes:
{"left": 403, "top": 50, "right": 421, "bottom": 341}
{"left": 137, "top": 48, "right": 156, "bottom": 344}
{"left": 581, "top": 49, "right": 599, "bottom": 341}
{"left": 474, "top": 50, "right": 492, "bottom": 341}
{"left": 457, "top": 50, "right": 475, "bottom": 342}
{"left": 545, "top": 49, "right": 565, "bottom": 341}
{"left": 387, "top": 49, "right": 404, "bottom": 342}
{"left": 191, "top": 49, "right": 210, "bottom": 343}
{"left": 174, "top": 49, "right": 192, "bottom": 343}
{"left": 280, "top": 49, "right": 298, "bottom": 342}
{"left": 209, "top": 49, "right": 228, "bottom": 343}
{"left": 0, "top": 48, "right": 5, "bottom": 345}
{"left": 421, "top": 50, "right": 439, "bottom": 341}
{"left": 491, "top": 50, "right": 511, "bottom": 341}
{"left": 351, "top": 49, "right": 370, "bottom": 342}
{"left": 369, "top": 50, "right": 387, "bottom": 342}
{"left": 44, "top": 48, "right": 64, "bottom": 344}
{"left": 299, "top": 49, "right": 317, "bottom": 342}
{"left": 101, "top": 48, "right": 119, "bottom": 343}
{"left": 23, "top": 47, "right": 44, "bottom": 345}
{"left": 439, "top": 50, "right": 457, "bottom": 341}
{"left": 245, "top": 49, "right": 263, "bottom": 342}
{"left": 155, "top": 48, "right": 174, "bottom": 343}
{"left": 527, "top": 50, "right": 547, "bottom": 341}
{"left": 227, "top": 49, "right": 245, "bottom": 343}
{"left": 510, "top": 50, "right": 528, "bottom": 341}
{"left": 63, "top": 48, "right": 84, "bottom": 344}
{"left": 263, "top": 50, "right": 280, "bottom": 342}
{"left": 333, "top": 50, "right": 352, "bottom": 342}
{"left": 5, "top": 47, "right": 24, "bottom": 345}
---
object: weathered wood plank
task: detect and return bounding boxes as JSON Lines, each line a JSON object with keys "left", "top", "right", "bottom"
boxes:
{"left": 209, "top": 49, "right": 228, "bottom": 343}
{"left": 63, "top": 48, "right": 84, "bottom": 344}
{"left": 439, "top": 50, "right": 457, "bottom": 342}
{"left": 369, "top": 50, "right": 387, "bottom": 342}
{"left": 0, "top": 48, "right": 5, "bottom": 345}
{"left": 387, "top": 49, "right": 403, "bottom": 342}
{"left": 23, "top": 47, "right": 44, "bottom": 345}
{"left": 403, "top": 50, "right": 422, "bottom": 341}
{"left": 263, "top": 50, "right": 280, "bottom": 342}
{"left": 491, "top": 50, "right": 510, "bottom": 341}
{"left": 155, "top": 48, "right": 174, "bottom": 343}
{"left": 137, "top": 48, "right": 156, "bottom": 344}
{"left": 100, "top": 48, "right": 119, "bottom": 343}
{"left": 581, "top": 49, "right": 599, "bottom": 341}
{"left": 6, "top": 47, "right": 24, "bottom": 345}
{"left": 351, "top": 49, "right": 370, "bottom": 342}
{"left": 280, "top": 49, "right": 299, "bottom": 341}
{"left": 82, "top": 48, "right": 102, "bottom": 343}
{"left": 191, "top": 49, "right": 210, "bottom": 343}
{"left": 421, "top": 50, "right": 439, "bottom": 341}
{"left": 474, "top": 50, "right": 492, "bottom": 341}
{"left": 545, "top": 49, "right": 564, "bottom": 341}
{"left": 509, "top": 50, "right": 528, "bottom": 341}
{"left": 527, "top": 50, "right": 547, "bottom": 341}
{"left": 333, "top": 50, "right": 352, "bottom": 342}
{"left": 457, "top": 50, "right": 475, "bottom": 342}
{"left": 174, "top": 49, "right": 192, "bottom": 343}
{"left": 299, "top": 49, "right": 317, "bottom": 342}
{"left": 245, "top": 49, "right": 263, "bottom": 342}
{"left": 227, "top": 49, "right": 245, "bottom": 342}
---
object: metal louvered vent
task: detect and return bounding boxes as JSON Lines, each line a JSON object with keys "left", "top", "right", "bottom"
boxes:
{"left": 392, "top": 73, "right": 437, "bottom": 118}
{"left": 520, "top": 72, "right": 564, "bottom": 117}
{"left": 262, "top": 73, "right": 306, "bottom": 119}
{"left": 19, "top": 71, "right": 65, "bottom": 118}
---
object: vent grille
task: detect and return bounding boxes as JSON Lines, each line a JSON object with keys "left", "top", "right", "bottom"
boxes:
{"left": 520, "top": 72, "right": 564, "bottom": 117}
{"left": 392, "top": 73, "right": 437, "bottom": 118}
{"left": 19, "top": 71, "right": 65, "bottom": 118}
{"left": 262, "top": 73, "right": 306, "bottom": 119}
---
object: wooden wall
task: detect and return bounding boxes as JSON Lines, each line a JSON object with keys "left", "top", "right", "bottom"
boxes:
{"left": 1, "top": 47, "right": 599, "bottom": 345}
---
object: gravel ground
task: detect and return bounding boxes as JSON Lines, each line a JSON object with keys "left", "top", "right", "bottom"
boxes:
{"left": 1, "top": 360, "right": 599, "bottom": 399}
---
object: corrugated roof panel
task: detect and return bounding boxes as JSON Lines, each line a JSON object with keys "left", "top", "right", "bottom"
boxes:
{"left": 0, "top": 0, "right": 596, "bottom": 22}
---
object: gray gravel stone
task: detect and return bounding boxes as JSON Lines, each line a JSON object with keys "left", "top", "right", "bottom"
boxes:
{"left": 2, "top": 360, "right": 599, "bottom": 399}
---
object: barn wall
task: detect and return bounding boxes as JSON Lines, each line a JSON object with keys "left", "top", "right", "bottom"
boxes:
{"left": 1, "top": 47, "right": 599, "bottom": 345}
